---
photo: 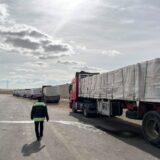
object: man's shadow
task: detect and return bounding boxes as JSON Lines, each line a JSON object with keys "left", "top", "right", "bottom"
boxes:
{"left": 21, "top": 140, "right": 45, "bottom": 156}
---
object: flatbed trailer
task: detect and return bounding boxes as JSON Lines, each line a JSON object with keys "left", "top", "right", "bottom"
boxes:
{"left": 69, "top": 58, "right": 160, "bottom": 147}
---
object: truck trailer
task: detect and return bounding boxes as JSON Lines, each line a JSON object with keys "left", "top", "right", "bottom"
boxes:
{"left": 30, "top": 88, "right": 42, "bottom": 99}
{"left": 42, "top": 85, "right": 60, "bottom": 103}
{"left": 69, "top": 58, "right": 160, "bottom": 146}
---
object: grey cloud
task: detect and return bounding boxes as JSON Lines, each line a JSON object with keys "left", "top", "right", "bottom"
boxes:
{"left": 29, "top": 30, "right": 46, "bottom": 38}
{"left": 0, "top": 15, "right": 72, "bottom": 56}
{"left": 39, "top": 55, "right": 60, "bottom": 60}
{"left": 0, "top": 24, "right": 73, "bottom": 57}
{"left": 101, "top": 50, "right": 122, "bottom": 57}
{"left": 36, "top": 62, "right": 45, "bottom": 66}
{"left": 5, "top": 37, "right": 40, "bottom": 50}
{"left": 0, "top": 29, "right": 26, "bottom": 37}
{"left": 15, "top": 68, "right": 36, "bottom": 74}
{"left": 0, "top": 26, "right": 47, "bottom": 38}
{"left": 41, "top": 39, "right": 51, "bottom": 45}
{"left": 74, "top": 65, "right": 105, "bottom": 73}
{"left": 44, "top": 44, "right": 69, "bottom": 52}
{"left": 35, "top": 61, "right": 48, "bottom": 67}
{"left": 39, "top": 52, "right": 72, "bottom": 60}
{"left": 57, "top": 60, "right": 84, "bottom": 65}
{"left": 0, "top": 3, "right": 74, "bottom": 60}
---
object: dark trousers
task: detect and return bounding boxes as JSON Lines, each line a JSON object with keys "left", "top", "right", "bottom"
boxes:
{"left": 34, "top": 121, "right": 44, "bottom": 139}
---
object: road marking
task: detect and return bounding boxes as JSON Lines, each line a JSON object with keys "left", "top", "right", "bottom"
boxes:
{"left": 53, "top": 120, "right": 102, "bottom": 133}
{"left": 0, "top": 120, "right": 87, "bottom": 125}
{"left": 0, "top": 121, "right": 33, "bottom": 124}
{"left": 0, "top": 120, "right": 102, "bottom": 133}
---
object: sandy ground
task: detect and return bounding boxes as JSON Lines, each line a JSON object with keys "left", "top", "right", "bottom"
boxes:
{"left": 0, "top": 94, "right": 159, "bottom": 160}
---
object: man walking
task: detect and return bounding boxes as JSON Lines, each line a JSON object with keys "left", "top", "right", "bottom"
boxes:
{"left": 31, "top": 97, "right": 49, "bottom": 141}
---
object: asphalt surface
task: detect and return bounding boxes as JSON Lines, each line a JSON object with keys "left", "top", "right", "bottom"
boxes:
{"left": 0, "top": 94, "right": 159, "bottom": 160}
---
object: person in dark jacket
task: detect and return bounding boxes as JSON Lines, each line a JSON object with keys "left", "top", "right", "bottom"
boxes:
{"left": 31, "top": 97, "right": 49, "bottom": 141}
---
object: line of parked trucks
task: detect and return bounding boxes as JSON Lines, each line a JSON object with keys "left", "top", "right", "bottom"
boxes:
{"left": 12, "top": 58, "right": 160, "bottom": 147}
{"left": 13, "top": 85, "right": 60, "bottom": 103}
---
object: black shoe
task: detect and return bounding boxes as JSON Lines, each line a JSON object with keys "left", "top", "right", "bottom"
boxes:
{"left": 37, "top": 137, "right": 40, "bottom": 141}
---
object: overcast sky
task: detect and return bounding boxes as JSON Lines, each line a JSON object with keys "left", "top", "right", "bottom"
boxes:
{"left": 0, "top": 0, "right": 160, "bottom": 89}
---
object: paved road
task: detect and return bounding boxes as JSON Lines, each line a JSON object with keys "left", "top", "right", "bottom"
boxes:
{"left": 0, "top": 94, "right": 159, "bottom": 160}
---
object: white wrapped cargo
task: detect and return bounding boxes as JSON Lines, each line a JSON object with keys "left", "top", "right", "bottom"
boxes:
{"left": 24, "top": 89, "right": 31, "bottom": 98}
{"left": 30, "top": 88, "right": 42, "bottom": 99}
{"left": 79, "top": 58, "right": 160, "bottom": 102}
{"left": 42, "top": 85, "right": 60, "bottom": 103}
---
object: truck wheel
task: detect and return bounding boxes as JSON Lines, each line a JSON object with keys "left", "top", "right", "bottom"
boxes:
{"left": 142, "top": 111, "right": 160, "bottom": 147}
{"left": 126, "top": 110, "right": 138, "bottom": 119}
{"left": 55, "top": 100, "right": 60, "bottom": 103}
{"left": 83, "top": 108, "right": 89, "bottom": 117}
{"left": 72, "top": 102, "right": 77, "bottom": 113}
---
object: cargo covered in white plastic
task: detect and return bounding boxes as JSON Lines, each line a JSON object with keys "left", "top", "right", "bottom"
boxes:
{"left": 30, "top": 88, "right": 42, "bottom": 98}
{"left": 43, "top": 86, "right": 60, "bottom": 96}
{"left": 42, "top": 86, "right": 60, "bottom": 102}
{"left": 24, "top": 89, "right": 31, "bottom": 98}
{"left": 79, "top": 58, "right": 160, "bottom": 102}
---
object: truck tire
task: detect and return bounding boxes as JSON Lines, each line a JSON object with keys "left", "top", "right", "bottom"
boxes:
{"left": 126, "top": 110, "right": 138, "bottom": 119}
{"left": 83, "top": 107, "right": 89, "bottom": 117}
{"left": 55, "top": 99, "right": 60, "bottom": 103}
{"left": 142, "top": 111, "right": 160, "bottom": 147}
{"left": 72, "top": 102, "right": 77, "bottom": 113}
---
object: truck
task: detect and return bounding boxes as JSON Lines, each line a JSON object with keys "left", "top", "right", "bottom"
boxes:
{"left": 69, "top": 58, "right": 160, "bottom": 147}
{"left": 23, "top": 89, "right": 31, "bottom": 98}
{"left": 42, "top": 85, "right": 60, "bottom": 103}
{"left": 30, "top": 88, "right": 42, "bottom": 99}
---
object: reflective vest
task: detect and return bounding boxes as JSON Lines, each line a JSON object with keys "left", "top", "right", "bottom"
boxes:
{"left": 33, "top": 102, "right": 46, "bottom": 122}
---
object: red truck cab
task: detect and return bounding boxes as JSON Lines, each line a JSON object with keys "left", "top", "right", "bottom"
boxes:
{"left": 69, "top": 77, "right": 78, "bottom": 108}
{"left": 69, "top": 71, "right": 99, "bottom": 109}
